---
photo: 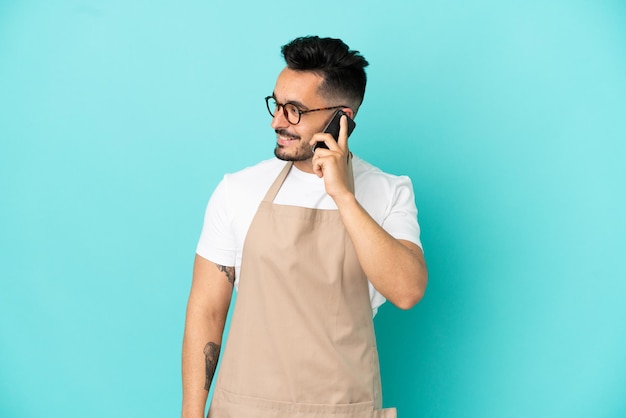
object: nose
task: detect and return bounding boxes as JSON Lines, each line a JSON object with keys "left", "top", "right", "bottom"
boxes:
{"left": 271, "top": 107, "right": 290, "bottom": 130}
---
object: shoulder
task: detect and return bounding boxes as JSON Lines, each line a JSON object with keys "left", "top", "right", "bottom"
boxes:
{"left": 352, "top": 156, "right": 421, "bottom": 247}
{"left": 224, "top": 157, "right": 286, "bottom": 182}
{"left": 352, "top": 156, "right": 418, "bottom": 225}
{"left": 352, "top": 156, "right": 414, "bottom": 192}
{"left": 220, "top": 158, "right": 287, "bottom": 194}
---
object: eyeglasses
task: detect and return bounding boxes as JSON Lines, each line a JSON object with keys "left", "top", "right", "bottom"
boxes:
{"left": 265, "top": 96, "right": 348, "bottom": 125}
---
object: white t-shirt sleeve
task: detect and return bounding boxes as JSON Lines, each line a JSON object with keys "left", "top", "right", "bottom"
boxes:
{"left": 196, "top": 176, "right": 238, "bottom": 267}
{"left": 381, "top": 175, "right": 422, "bottom": 249}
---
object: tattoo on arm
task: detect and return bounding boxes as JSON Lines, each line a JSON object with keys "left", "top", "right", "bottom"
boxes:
{"left": 216, "top": 264, "right": 235, "bottom": 285}
{"left": 203, "top": 342, "right": 221, "bottom": 391}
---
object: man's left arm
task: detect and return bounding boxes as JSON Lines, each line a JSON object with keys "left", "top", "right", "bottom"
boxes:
{"left": 310, "top": 116, "right": 427, "bottom": 309}
{"left": 335, "top": 193, "right": 427, "bottom": 309}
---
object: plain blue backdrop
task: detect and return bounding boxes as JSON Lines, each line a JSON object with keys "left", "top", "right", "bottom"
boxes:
{"left": 1, "top": 1, "right": 625, "bottom": 417}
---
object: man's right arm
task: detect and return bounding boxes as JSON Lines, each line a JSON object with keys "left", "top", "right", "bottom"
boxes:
{"left": 182, "top": 254, "right": 234, "bottom": 418}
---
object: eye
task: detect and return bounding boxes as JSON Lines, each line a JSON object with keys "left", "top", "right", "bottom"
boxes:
{"left": 284, "top": 103, "right": 301, "bottom": 117}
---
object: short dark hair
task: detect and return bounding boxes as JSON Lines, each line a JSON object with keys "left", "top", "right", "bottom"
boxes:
{"left": 281, "top": 36, "right": 369, "bottom": 113}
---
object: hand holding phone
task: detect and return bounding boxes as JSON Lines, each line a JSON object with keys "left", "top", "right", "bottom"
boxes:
{"left": 312, "top": 110, "right": 356, "bottom": 151}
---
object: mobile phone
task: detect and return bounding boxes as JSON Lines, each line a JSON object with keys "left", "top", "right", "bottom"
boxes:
{"left": 312, "top": 110, "right": 356, "bottom": 151}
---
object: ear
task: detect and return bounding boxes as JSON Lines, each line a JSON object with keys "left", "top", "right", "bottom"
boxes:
{"left": 342, "top": 107, "right": 355, "bottom": 119}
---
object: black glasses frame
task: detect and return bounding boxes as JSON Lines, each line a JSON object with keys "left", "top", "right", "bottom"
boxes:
{"left": 265, "top": 95, "right": 348, "bottom": 125}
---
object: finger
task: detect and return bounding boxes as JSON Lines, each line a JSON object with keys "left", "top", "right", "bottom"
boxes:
{"left": 310, "top": 132, "right": 339, "bottom": 152}
{"left": 311, "top": 154, "right": 324, "bottom": 177}
{"left": 337, "top": 115, "right": 349, "bottom": 150}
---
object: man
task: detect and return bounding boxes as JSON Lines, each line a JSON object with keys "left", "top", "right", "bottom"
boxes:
{"left": 182, "top": 36, "right": 427, "bottom": 418}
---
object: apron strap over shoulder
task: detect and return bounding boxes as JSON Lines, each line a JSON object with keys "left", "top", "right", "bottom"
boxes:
{"left": 262, "top": 161, "right": 293, "bottom": 203}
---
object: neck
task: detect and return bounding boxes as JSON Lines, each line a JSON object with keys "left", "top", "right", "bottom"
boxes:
{"left": 293, "top": 159, "right": 315, "bottom": 174}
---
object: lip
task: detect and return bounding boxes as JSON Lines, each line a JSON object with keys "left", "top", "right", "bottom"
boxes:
{"left": 276, "top": 134, "right": 300, "bottom": 146}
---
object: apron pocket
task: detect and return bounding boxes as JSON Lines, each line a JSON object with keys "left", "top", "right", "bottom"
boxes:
{"left": 210, "top": 387, "right": 394, "bottom": 418}
{"left": 373, "top": 407, "right": 397, "bottom": 418}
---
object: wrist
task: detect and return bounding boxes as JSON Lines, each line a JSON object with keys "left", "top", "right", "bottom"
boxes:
{"left": 333, "top": 190, "right": 358, "bottom": 210}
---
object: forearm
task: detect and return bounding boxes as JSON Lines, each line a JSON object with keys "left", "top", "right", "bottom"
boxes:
{"left": 181, "top": 311, "right": 225, "bottom": 418}
{"left": 335, "top": 193, "right": 427, "bottom": 309}
{"left": 182, "top": 257, "right": 233, "bottom": 418}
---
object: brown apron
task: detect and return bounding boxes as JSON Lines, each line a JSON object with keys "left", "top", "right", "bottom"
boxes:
{"left": 209, "top": 161, "right": 397, "bottom": 418}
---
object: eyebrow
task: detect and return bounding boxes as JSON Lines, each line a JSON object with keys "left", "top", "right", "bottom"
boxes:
{"left": 271, "top": 92, "right": 309, "bottom": 110}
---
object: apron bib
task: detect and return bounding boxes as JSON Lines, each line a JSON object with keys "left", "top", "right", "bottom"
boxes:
{"left": 209, "top": 161, "right": 397, "bottom": 418}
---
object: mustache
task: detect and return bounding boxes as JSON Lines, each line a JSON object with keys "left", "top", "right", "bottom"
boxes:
{"left": 275, "top": 129, "right": 301, "bottom": 140}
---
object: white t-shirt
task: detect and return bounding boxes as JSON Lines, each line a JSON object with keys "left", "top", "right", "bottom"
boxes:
{"left": 196, "top": 156, "right": 422, "bottom": 315}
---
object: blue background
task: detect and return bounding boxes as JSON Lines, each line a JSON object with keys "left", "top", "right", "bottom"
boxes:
{"left": 1, "top": 1, "right": 625, "bottom": 417}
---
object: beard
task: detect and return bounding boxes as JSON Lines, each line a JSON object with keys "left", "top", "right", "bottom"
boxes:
{"left": 273, "top": 129, "right": 314, "bottom": 162}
